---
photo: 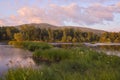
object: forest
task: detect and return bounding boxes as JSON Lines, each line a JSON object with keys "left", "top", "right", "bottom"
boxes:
{"left": 0, "top": 25, "right": 120, "bottom": 43}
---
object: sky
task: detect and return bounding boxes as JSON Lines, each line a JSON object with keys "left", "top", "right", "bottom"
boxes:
{"left": 0, "top": 0, "right": 120, "bottom": 32}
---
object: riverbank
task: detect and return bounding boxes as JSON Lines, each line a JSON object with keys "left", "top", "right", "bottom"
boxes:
{"left": 1, "top": 41, "right": 120, "bottom": 80}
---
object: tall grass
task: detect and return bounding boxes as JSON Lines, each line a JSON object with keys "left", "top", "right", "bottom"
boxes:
{"left": 33, "top": 48, "right": 72, "bottom": 62}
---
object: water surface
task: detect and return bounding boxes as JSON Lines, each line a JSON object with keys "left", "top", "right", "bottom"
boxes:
{"left": 0, "top": 45, "right": 35, "bottom": 75}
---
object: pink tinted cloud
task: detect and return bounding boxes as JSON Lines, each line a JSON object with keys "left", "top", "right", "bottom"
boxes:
{"left": 84, "top": 3, "right": 114, "bottom": 24}
{"left": 0, "top": 19, "right": 6, "bottom": 25}
{"left": 0, "top": 2, "right": 120, "bottom": 26}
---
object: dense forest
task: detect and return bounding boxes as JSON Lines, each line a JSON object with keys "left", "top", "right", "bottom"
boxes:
{"left": 0, "top": 25, "right": 120, "bottom": 43}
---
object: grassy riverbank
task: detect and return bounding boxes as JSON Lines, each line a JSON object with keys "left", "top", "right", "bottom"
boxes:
{"left": 8, "top": 41, "right": 53, "bottom": 51}
{"left": 1, "top": 41, "right": 120, "bottom": 80}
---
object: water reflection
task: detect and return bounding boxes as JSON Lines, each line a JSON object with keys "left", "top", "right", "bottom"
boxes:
{"left": 0, "top": 45, "right": 35, "bottom": 75}
{"left": 90, "top": 45, "right": 120, "bottom": 57}
{"left": 96, "top": 45, "right": 120, "bottom": 51}
{"left": 53, "top": 43, "right": 120, "bottom": 57}
{"left": 53, "top": 44, "right": 81, "bottom": 49}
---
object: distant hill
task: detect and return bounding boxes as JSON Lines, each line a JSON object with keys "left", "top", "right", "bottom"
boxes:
{"left": 17, "top": 23, "right": 58, "bottom": 29}
{"left": 17, "top": 23, "right": 106, "bottom": 34}
{"left": 63, "top": 26, "right": 106, "bottom": 34}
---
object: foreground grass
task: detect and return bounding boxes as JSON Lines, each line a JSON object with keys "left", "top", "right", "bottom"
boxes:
{"left": 2, "top": 41, "right": 120, "bottom": 80}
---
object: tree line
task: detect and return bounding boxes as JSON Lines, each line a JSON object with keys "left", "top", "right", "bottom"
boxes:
{"left": 0, "top": 25, "right": 120, "bottom": 43}
{"left": 0, "top": 27, "right": 19, "bottom": 41}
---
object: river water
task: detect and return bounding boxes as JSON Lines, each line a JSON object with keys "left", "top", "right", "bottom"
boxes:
{"left": 0, "top": 45, "right": 35, "bottom": 76}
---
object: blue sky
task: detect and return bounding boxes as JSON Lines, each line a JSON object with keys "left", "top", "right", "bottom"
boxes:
{"left": 0, "top": 0, "right": 120, "bottom": 32}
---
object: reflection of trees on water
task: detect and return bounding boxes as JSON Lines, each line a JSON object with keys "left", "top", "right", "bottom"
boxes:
{"left": 54, "top": 44, "right": 120, "bottom": 51}
{"left": 53, "top": 44, "right": 120, "bottom": 52}
{"left": 55, "top": 44, "right": 74, "bottom": 48}
{"left": 54, "top": 44, "right": 82, "bottom": 49}
{"left": 97, "top": 45, "right": 120, "bottom": 51}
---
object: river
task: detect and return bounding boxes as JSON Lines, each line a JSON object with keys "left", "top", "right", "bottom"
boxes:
{"left": 0, "top": 44, "right": 35, "bottom": 76}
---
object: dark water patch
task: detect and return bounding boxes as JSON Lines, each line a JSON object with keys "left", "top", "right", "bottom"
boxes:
{"left": 50, "top": 43, "right": 82, "bottom": 48}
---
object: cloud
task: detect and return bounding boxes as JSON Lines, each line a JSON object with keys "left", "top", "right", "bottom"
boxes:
{"left": 0, "top": 19, "right": 6, "bottom": 25}
{"left": 59, "top": 0, "right": 119, "bottom": 4}
{"left": 0, "top": 2, "right": 120, "bottom": 26}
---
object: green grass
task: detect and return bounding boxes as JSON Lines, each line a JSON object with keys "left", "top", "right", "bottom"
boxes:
{"left": 8, "top": 41, "right": 53, "bottom": 51}
{"left": 33, "top": 48, "right": 72, "bottom": 62}
{"left": 2, "top": 42, "right": 120, "bottom": 80}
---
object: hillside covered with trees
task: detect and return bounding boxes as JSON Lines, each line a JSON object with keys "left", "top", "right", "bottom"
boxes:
{"left": 0, "top": 23, "right": 120, "bottom": 43}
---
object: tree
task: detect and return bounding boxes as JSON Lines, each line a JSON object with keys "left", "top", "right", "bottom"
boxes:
{"left": 14, "top": 33, "right": 24, "bottom": 41}
{"left": 20, "top": 25, "right": 36, "bottom": 40}
{"left": 114, "top": 38, "right": 120, "bottom": 43}
{"left": 61, "top": 28, "right": 67, "bottom": 42}
{"left": 48, "top": 28, "right": 53, "bottom": 42}
{"left": 67, "top": 36, "right": 72, "bottom": 42}
{"left": 72, "top": 37, "right": 77, "bottom": 42}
